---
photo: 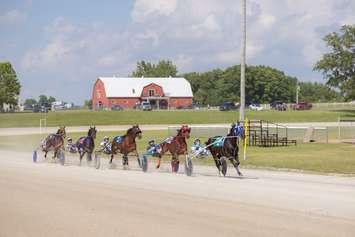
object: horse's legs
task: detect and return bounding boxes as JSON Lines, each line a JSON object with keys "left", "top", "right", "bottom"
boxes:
{"left": 122, "top": 154, "right": 128, "bottom": 168}
{"left": 213, "top": 153, "right": 225, "bottom": 176}
{"left": 53, "top": 149, "right": 57, "bottom": 160}
{"left": 79, "top": 151, "right": 85, "bottom": 165}
{"left": 171, "top": 154, "right": 179, "bottom": 173}
{"left": 110, "top": 154, "right": 114, "bottom": 164}
{"left": 229, "top": 156, "right": 242, "bottom": 176}
{"left": 156, "top": 155, "right": 161, "bottom": 169}
{"left": 213, "top": 156, "right": 222, "bottom": 175}
{"left": 86, "top": 152, "right": 92, "bottom": 162}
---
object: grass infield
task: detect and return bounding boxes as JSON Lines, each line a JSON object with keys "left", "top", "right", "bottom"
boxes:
{"left": 1, "top": 109, "right": 355, "bottom": 127}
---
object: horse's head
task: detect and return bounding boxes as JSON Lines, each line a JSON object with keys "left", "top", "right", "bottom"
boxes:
{"left": 88, "top": 126, "right": 97, "bottom": 139}
{"left": 229, "top": 123, "right": 236, "bottom": 136}
{"left": 177, "top": 125, "right": 191, "bottom": 139}
{"left": 127, "top": 124, "right": 142, "bottom": 139}
{"left": 57, "top": 126, "right": 66, "bottom": 138}
{"left": 229, "top": 122, "right": 244, "bottom": 138}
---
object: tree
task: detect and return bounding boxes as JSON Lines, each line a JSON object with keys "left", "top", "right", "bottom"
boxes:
{"left": 131, "top": 60, "right": 177, "bottom": 77}
{"left": 48, "top": 96, "right": 56, "bottom": 104}
{"left": 84, "top": 99, "right": 92, "bottom": 109}
{"left": 314, "top": 25, "right": 355, "bottom": 100}
{"left": 24, "top": 98, "right": 37, "bottom": 107}
{"left": 299, "top": 82, "right": 341, "bottom": 102}
{"left": 183, "top": 65, "right": 297, "bottom": 105}
{"left": 0, "top": 62, "right": 21, "bottom": 110}
{"left": 38, "top": 95, "right": 49, "bottom": 105}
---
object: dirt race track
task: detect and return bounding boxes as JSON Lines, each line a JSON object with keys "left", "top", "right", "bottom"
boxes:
{"left": 1, "top": 150, "right": 355, "bottom": 237}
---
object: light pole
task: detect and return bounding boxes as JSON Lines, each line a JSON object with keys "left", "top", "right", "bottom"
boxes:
{"left": 239, "top": 0, "right": 246, "bottom": 121}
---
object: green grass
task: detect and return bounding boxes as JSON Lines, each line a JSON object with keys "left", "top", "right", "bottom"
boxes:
{"left": 1, "top": 130, "right": 354, "bottom": 175}
{"left": 1, "top": 109, "right": 355, "bottom": 128}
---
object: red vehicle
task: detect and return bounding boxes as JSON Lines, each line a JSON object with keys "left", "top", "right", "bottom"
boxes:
{"left": 291, "top": 102, "right": 312, "bottom": 110}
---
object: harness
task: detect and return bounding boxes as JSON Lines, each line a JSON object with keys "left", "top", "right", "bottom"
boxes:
{"left": 113, "top": 136, "right": 124, "bottom": 144}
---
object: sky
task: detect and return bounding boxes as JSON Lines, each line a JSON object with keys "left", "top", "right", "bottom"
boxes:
{"left": 1, "top": 0, "right": 354, "bottom": 104}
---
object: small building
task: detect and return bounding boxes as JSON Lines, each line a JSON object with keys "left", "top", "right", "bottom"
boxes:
{"left": 92, "top": 77, "right": 193, "bottom": 110}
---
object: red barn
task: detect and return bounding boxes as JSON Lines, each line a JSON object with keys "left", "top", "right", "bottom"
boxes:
{"left": 92, "top": 77, "right": 193, "bottom": 110}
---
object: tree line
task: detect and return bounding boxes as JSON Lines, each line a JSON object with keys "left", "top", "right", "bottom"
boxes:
{"left": 132, "top": 61, "right": 342, "bottom": 105}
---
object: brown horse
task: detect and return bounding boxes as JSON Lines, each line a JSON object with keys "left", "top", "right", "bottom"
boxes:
{"left": 156, "top": 125, "right": 191, "bottom": 173}
{"left": 110, "top": 125, "right": 142, "bottom": 167}
{"left": 41, "top": 126, "right": 66, "bottom": 159}
{"left": 76, "top": 126, "right": 97, "bottom": 165}
{"left": 205, "top": 124, "right": 243, "bottom": 176}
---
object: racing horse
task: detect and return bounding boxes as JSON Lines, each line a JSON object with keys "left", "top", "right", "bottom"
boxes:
{"left": 156, "top": 125, "right": 191, "bottom": 173}
{"left": 41, "top": 126, "right": 66, "bottom": 159}
{"left": 76, "top": 126, "right": 97, "bottom": 165}
{"left": 110, "top": 125, "right": 142, "bottom": 167}
{"left": 205, "top": 124, "right": 243, "bottom": 176}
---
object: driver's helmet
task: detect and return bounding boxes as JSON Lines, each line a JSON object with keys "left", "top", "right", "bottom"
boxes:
{"left": 103, "top": 136, "right": 109, "bottom": 142}
{"left": 193, "top": 138, "right": 201, "bottom": 145}
{"left": 67, "top": 137, "right": 72, "bottom": 142}
{"left": 148, "top": 139, "right": 155, "bottom": 146}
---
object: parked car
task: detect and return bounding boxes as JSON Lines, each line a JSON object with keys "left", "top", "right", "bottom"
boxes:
{"left": 23, "top": 104, "right": 34, "bottom": 111}
{"left": 270, "top": 101, "right": 287, "bottom": 111}
{"left": 249, "top": 103, "right": 263, "bottom": 111}
{"left": 141, "top": 101, "right": 152, "bottom": 111}
{"left": 40, "top": 103, "right": 51, "bottom": 112}
{"left": 32, "top": 104, "right": 40, "bottom": 113}
{"left": 291, "top": 102, "right": 312, "bottom": 110}
{"left": 111, "top": 105, "right": 123, "bottom": 111}
{"left": 219, "top": 102, "right": 239, "bottom": 111}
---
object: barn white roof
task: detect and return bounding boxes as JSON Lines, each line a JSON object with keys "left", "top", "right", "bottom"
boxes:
{"left": 98, "top": 77, "right": 193, "bottom": 98}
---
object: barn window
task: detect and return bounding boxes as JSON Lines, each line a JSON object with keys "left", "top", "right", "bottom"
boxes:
{"left": 149, "top": 89, "right": 155, "bottom": 97}
{"left": 132, "top": 89, "right": 135, "bottom": 94}
{"left": 97, "top": 91, "right": 101, "bottom": 99}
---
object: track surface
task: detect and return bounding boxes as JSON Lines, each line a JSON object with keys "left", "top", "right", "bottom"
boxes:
{"left": 1, "top": 149, "right": 355, "bottom": 237}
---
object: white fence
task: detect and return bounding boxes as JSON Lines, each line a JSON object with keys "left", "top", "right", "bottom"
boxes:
{"left": 259, "top": 102, "right": 355, "bottom": 110}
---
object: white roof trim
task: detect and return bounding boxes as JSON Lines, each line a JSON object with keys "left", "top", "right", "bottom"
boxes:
{"left": 98, "top": 77, "right": 193, "bottom": 98}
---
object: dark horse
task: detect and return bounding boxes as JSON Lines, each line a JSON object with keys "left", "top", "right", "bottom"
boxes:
{"left": 110, "top": 125, "right": 142, "bottom": 167}
{"left": 41, "top": 126, "right": 66, "bottom": 159}
{"left": 205, "top": 124, "right": 243, "bottom": 176}
{"left": 156, "top": 125, "right": 191, "bottom": 173}
{"left": 76, "top": 126, "right": 97, "bottom": 165}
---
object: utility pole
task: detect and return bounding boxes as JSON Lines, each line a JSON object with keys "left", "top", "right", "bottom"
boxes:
{"left": 239, "top": 0, "right": 246, "bottom": 121}
{"left": 296, "top": 83, "right": 300, "bottom": 104}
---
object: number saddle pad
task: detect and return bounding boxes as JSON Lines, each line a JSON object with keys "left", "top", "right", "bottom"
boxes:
{"left": 113, "top": 136, "right": 124, "bottom": 144}
{"left": 211, "top": 136, "right": 225, "bottom": 147}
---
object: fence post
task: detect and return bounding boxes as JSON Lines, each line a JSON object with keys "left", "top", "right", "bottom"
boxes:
{"left": 326, "top": 127, "right": 329, "bottom": 144}
{"left": 338, "top": 117, "right": 341, "bottom": 142}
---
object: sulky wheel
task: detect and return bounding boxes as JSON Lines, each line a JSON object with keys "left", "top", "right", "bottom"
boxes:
{"left": 94, "top": 153, "right": 101, "bottom": 169}
{"left": 141, "top": 156, "right": 148, "bottom": 172}
{"left": 137, "top": 157, "right": 142, "bottom": 168}
{"left": 58, "top": 150, "right": 65, "bottom": 166}
{"left": 220, "top": 157, "right": 227, "bottom": 176}
{"left": 32, "top": 150, "right": 38, "bottom": 163}
{"left": 184, "top": 155, "right": 193, "bottom": 176}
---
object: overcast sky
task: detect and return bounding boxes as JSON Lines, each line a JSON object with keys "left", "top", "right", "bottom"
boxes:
{"left": 1, "top": 0, "right": 354, "bottom": 104}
